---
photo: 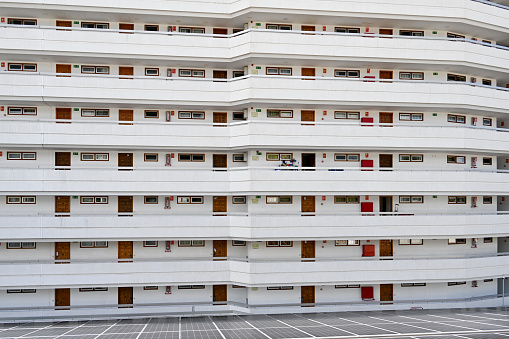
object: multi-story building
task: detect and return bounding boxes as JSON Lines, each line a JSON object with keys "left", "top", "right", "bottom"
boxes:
{"left": 1, "top": 0, "right": 509, "bottom": 321}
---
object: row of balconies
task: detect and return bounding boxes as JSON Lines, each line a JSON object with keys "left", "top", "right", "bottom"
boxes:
{"left": 1, "top": 75, "right": 507, "bottom": 114}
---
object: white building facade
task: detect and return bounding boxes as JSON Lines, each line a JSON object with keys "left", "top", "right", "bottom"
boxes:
{"left": 1, "top": 0, "right": 509, "bottom": 320}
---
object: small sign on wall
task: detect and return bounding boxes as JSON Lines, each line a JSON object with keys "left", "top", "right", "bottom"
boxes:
{"left": 252, "top": 244, "right": 259, "bottom": 249}
{"left": 251, "top": 199, "right": 259, "bottom": 204}
{"left": 252, "top": 156, "right": 259, "bottom": 161}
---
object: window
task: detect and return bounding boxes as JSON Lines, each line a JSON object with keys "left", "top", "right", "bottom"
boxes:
{"left": 177, "top": 196, "right": 204, "bottom": 204}
{"left": 483, "top": 196, "right": 492, "bottom": 204}
{"left": 232, "top": 196, "right": 246, "bottom": 204}
{"left": 448, "top": 281, "right": 466, "bottom": 286}
{"left": 144, "top": 286, "right": 159, "bottom": 290}
{"left": 335, "top": 27, "right": 360, "bottom": 33}
{"left": 267, "top": 109, "right": 293, "bottom": 118}
{"left": 267, "top": 286, "right": 293, "bottom": 290}
{"left": 79, "top": 287, "right": 108, "bottom": 292}
{"left": 178, "top": 285, "right": 206, "bottom": 289}
{"left": 232, "top": 240, "right": 246, "bottom": 246}
{"left": 179, "top": 69, "right": 205, "bottom": 77}
{"left": 266, "top": 196, "right": 292, "bottom": 204}
{"left": 7, "top": 107, "right": 37, "bottom": 115}
{"left": 8, "top": 18, "right": 37, "bottom": 25}
{"left": 266, "top": 24, "right": 292, "bottom": 30}
{"left": 178, "top": 111, "right": 205, "bottom": 119}
{"left": 401, "top": 283, "right": 426, "bottom": 287}
{"left": 144, "top": 25, "right": 159, "bottom": 31}
{"left": 399, "top": 154, "right": 423, "bottom": 162}
{"left": 334, "top": 196, "right": 360, "bottom": 204}
{"left": 335, "top": 285, "right": 360, "bottom": 288}
{"left": 447, "top": 155, "right": 466, "bottom": 164}
{"left": 144, "top": 196, "right": 158, "bottom": 204}
{"left": 81, "top": 109, "right": 109, "bottom": 117}
{"left": 335, "top": 111, "right": 360, "bottom": 119}
{"left": 400, "top": 30, "right": 424, "bottom": 36}
{"left": 82, "top": 22, "right": 109, "bottom": 29}
{"left": 399, "top": 113, "right": 423, "bottom": 121}
{"left": 334, "top": 154, "right": 360, "bottom": 161}
{"left": 178, "top": 240, "right": 205, "bottom": 247}
{"left": 335, "top": 240, "right": 360, "bottom": 246}
{"left": 334, "top": 70, "right": 360, "bottom": 78}
{"left": 482, "top": 79, "right": 492, "bottom": 86}
{"left": 233, "top": 71, "right": 244, "bottom": 78}
{"left": 399, "top": 72, "right": 424, "bottom": 80}
{"left": 399, "top": 239, "right": 423, "bottom": 245}
{"left": 266, "top": 241, "right": 293, "bottom": 247}
{"left": 8, "top": 63, "right": 37, "bottom": 72}
{"left": 448, "top": 238, "right": 467, "bottom": 244}
{"left": 399, "top": 196, "right": 423, "bottom": 204}
{"left": 266, "top": 153, "right": 293, "bottom": 161}
{"left": 266, "top": 67, "right": 292, "bottom": 76}
{"left": 484, "top": 237, "right": 493, "bottom": 243}
{"left": 483, "top": 157, "right": 492, "bottom": 165}
{"left": 233, "top": 154, "right": 246, "bottom": 162}
{"left": 7, "top": 196, "right": 36, "bottom": 204}
{"left": 80, "top": 241, "right": 108, "bottom": 248}
{"left": 7, "top": 289, "right": 36, "bottom": 293}
{"left": 178, "top": 154, "right": 205, "bottom": 162}
{"left": 448, "top": 196, "right": 467, "bottom": 204}
{"left": 178, "top": 27, "right": 205, "bottom": 34}
{"left": 447, "top": 33, "right": 465, "bottom": 39}
{"left": 233, "top": 112, "right": 245, "bottom": 120}
{"left": 145, "top": 68, "right": 159, "bottom": 76}
{"left": 447, "top": 114, "right": 466, "bottom": 124}
{"left": 143, "top": 241, "right": 158, "bottom": 247}
{"left": 447, "top": 74, "right": 466, "bottom": 82}
{"left": 144, "top": 153, "right": 158, "bottom": 162}
{"left": 7, "top": 242, "right": 36, "bottom": 249}
{"left": 80, "top": 196, "right": 108, "bottom": 204}
{"left": 483, "top": 118, "right": 492, "bottom": 126}
{"left": 7, "top": 152, "right": 37, "bottom": 160}
{"left": 81, "top": 153, "right": 109, "bottom": 161}
{"left": 81, "top": 66, "right": 110, "bottom": 74}
{"left": 144, "top": 110, "right": 159, "bottom": 118}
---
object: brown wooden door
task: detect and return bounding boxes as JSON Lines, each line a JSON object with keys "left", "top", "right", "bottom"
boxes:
{"left": 213, "top": 112, "right": 227, "bottom": 125}
{"left": 302, "top": 68, "right": 315, "bottom": 79}
{"left": 56, "top": 107, "right": 72, "bottom": 122}
{"left": 55, "top": 242, "right": 70, "bottom": 263}
{"left": 118, "top": 241, "right": 133, "bottom": 261}
{"left": 213, "top": 240, "right": 227, "bottom": 260}
{"left": 213, "top": 285, "right": 227, "bottom": 305}
{"left": 56, "top": 21, "right": 72, "bottom": 28}
{"left": 55, "top": 288, "right": 70, "bottom": 310}
{"left": 379, "top": 154, "right": 393, "bottom": 169}
{"left": 213, "top": 154, "right": 227, "bottom": 169}
{"left": 301, "top": 241, "right": 315, "bottom": 260}
{"left": 118, "top": 196, "right": 133, "bottom": 213}
{"left": 301, "top": 286, "right": 315, "bottom": 306}
{"left": 119, "top": 23, "right": 134, "bottom": 32}
{"left": 213, "top": 196, "right": 227, "bottom": 215}
{"left": 118, "top": 287, "right": 133, "bottom": 308}
{"left": 301, "top": 25, "right": 315, "bottom": 31}
{"left": 213, "top": 28, "right": 228, "bottom": 36}
{"left": 301, "top": 110, "right": 315, "bottom": 124}
{"left": 119, "top": 109, "right": 133, "bottom": 125}
{"left": 379, "top": 29, "right": 393, "bottom": 36}
{"left": 380, "top": 240, "right": 393, "bottom": 257}
{"left": 379, "top": 70, "right": 393, "bottom": 82}
{"left": 55, "top": 152, "right": 71, "bottom": 167}
{"left": 56, "top": 64, "right": 71, "bottom": 77}
{"left": 379, "top": 112, "right": 393, "bottom": 125}
{"left": 301, "top": 196, "right": 315, "bottom": 213}
{"left": 118, "top": 153, "right": 133, "bottom": 167}
{"left": 380, "top": 284, "right": 393, "bottom": 304}
{"left": 213, "top": 70, "right": 228, "bottom": 81}
{"left": 55, "top": 196, "right": 70, "bottom": 215}
{"left": 119, "top": 66, "right": 134, "bottom": 79}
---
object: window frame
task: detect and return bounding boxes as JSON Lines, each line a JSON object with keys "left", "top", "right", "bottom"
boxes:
{"left": 483, "top": 118, "right": 492, "bottom": 126}
{"left": 447, "top": 155, "right": 466, "bottom": 164}
{"left": 398, "top": 239, "right": 424, "bottom": 245}
{"left": 483, "top": 196, "right": 493, "bottom": 204}
{"left": 267, "top": 286, "right": 294, "bottom": 290}
{"left": 448, "top": 238, "right": 467, "bottom": 244}
{"left": 144, "top": 110, "right": 159, "bottom": 118}
{"left": 399, "top": 113, "right": 423, "bottom": 121}
{"left": 334, "top": 196, "right": 360, "bottom": 204}
{"left": 266, "top": 152, "right": 293, "bottom": 161}
{"left": 335, "top": 27, "right": 360, "bottom": 33}
{"left": 448, "top": 196, "right": 467, "bottom": 204}
{"left": 484, "top": 237, "right": 493, "bottom": 243}
{"left": 7, "top": 196, "right": 36, "bottom": 204}
{"left": 80, "top": 241, "right": 108, "bottom": 248}
{"left": 81, "top": 109, "right": 109, "bottom": 117}
{"left": 144, "top": 196, "right": 159, "bottom": 204}
{"left": 266, "top": 67, "right": 292, "bottom": 76}
{"left": 7, "top": 107, "right": 37, "bottom": 116}
{"left": 80, "top": 196, "right": 108, "bottom": 204}
{"left": 399, "top": 72, "right": 424, "bottom": 80}
{"left": 79, "top": 287, "right": 108, "bottom": 292}
{"left": 178, "top": 69, "right": 205, "bottom": 77}
{"left": 399, "top": 30, "right": 424, "bottom": 36}
{"left": 7, "top": 152, "right": 37, "bottom": 160}
{"left": 232, "top": 154, "right": 246, "bottom": 162}
{"left": 266, "top": 196, "right": 293, "bottom": 204}
{"left": 447, "top": 114, "right": 466, "bottom": 124}
{"left": 178, "top": 154, "right": 205, "bottom": 162}
{"left": 266, "top": 24, "right": 292, "bottom": 30}
{"left": 483, "top": 157, "right": 492, "bottom": 166}
{"left": 80, "top": 153, "right": 109, "bottom": 161}
{"left": 447, "top": 73, "right": 467, "bottom": 82}
{"left": 335, "top": 284, "right": 361, "bottom": 288}
{"left": 267, "top": 109, "right": 293, "bottom": 118}
{"left": 143, "top": 241, "right": 158, "bottom": 247}
{"left": 399, "top": 154, "right": 423, "bottom": 162}
{"left": 144, "top": 286, "right": 159, "bottom": 290}
{"left": 8, "top": 18, "right": 37, "bottom": 25}
{"left": 7, "top": 242, "right": 36, "bottom": 249}
{"left": 7, "top": 63, "right": 37, "bottom": 72}
{"left": 334, "top": 111, "right": 360, "bottom": 120}
{"left": 178, "top": 27, "right": 205, "bottom": 34}
{"left": 178, "top": 285, "right": 206, "bottom": 289}
{"left": 334, "top": 153, "right": 360, "bottom": 162}
{"left": 176, "top": 196, "right": 204, "bottom": 204}
{"left": 144, "top": 153, "right": 158, "bottom": 162}
{"left": 399, "top": 196, "right": 424, "bottom": 204}
{"left": 232, "top": 240, "right": 247, "bottom": 246}
{"left": 7, "top": 289, "right": 36, "bottom": 293}
{"left": 145, "top": 68, "right": 159, "bottom": 76}
{"left": 334, "top": 70, "right": 360, "bottom": 78}
{"left": 266, "top": 241, "right": 293, "bottom": 247}
{"left": 448, "top": 281, "right": 466, "bottom": 286}
{"left": 401, "top": 283, "right": 426, "bottom": 287}
{"left": 232, "top": 196, "right": 246, "bottom": 204}
{"left": 178, "top": 111, "right": 205, "bottom": 119}
{"left": 81, "top": 22, "right": 109, "bottom": 29}
{"left": 335, "top": 240, "right": 360, "bottom": 246}
{"left": 178, "top": 240, "right": 205, "bottom": 247}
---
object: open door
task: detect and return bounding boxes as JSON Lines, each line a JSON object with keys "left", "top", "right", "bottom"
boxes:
{"left": 118, "top": 241, "right": 133, "bottom": 262}
{"left": 55, "top": 288, "right": 70, "bottom": 310}
{"left": 119, "top": 109, "right": 133, "bottom": 125}
{"left": 301, "top": 241, "right": 315, "bottom": 262}
{"left": 302, "top": 153, "right": 316, "bottom": 171}
{"left": 55, "top": 196, "right": 70, "bottom": 217}
{"left": 379, "top": 196, "right": 393, "bottom": 215}
{"left": 55, "top": 242, "right": 70, "bottom": 264}
{"left": 380, "top": 284, "right": 393, "bottom": 304}
{"left": 213, "top": 196, "right": 227, "bottom": 216}
{"left": 213, "top": 240, "right": 227, "bottom": 260}
{"left": 301, "top": 286, "right": 315, "bottom": 307}
{"left": 118, "top": 287, "right": 133, "bottom": 308}
{"left": 213, "top": 285, "right": 227, "bottom": 305}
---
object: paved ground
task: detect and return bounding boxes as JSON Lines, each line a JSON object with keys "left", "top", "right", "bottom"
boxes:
{"left": 0, "top": 308, "right": 508, "bottom": 339}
